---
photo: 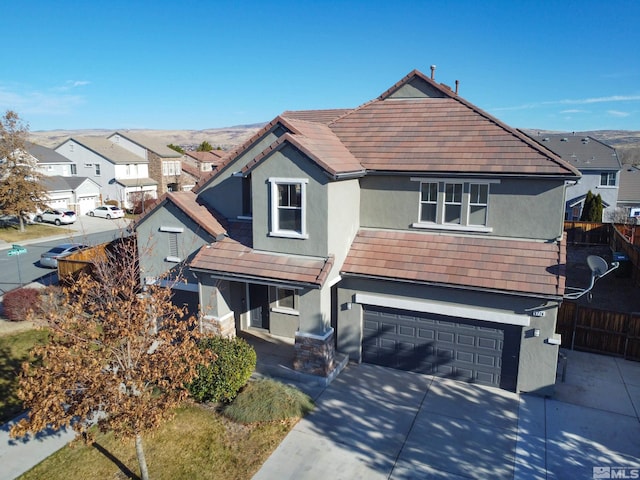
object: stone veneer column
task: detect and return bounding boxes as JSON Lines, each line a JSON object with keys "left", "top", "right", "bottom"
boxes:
{"left": 200, "top": 313, "right": 236, "bottom": 339}
{"left": 293, "top": 328, "right": 336, "bottom": 377}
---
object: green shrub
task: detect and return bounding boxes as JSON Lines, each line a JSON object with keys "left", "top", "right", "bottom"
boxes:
{"left": 2, "top": 287, "right": 41, "bottom": 321}
{"left": 189, "top": 336, "right": 256, "bottom": 403}
{"left": 223, "top": 378, "right": 314, "bottom": 424}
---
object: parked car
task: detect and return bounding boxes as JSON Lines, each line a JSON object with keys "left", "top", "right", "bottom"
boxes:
{"left": 89, "top": 205, "right": 125, "bottom": 219}
{"left": 34, "top": 209, "right": 77, "bottom": 225}
{"left": 40, "top": 243, "right": 89, "bottom": 268}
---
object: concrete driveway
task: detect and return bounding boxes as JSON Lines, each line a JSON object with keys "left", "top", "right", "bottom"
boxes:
{"left": 254, "top": 349, "right": 640, "bottom": 480}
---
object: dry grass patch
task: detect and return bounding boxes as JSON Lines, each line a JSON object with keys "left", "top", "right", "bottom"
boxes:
{"left": 0, "top": 223, "right": 65, "bottom": 242}
{"left": 18, "top": 402, "right": 298, "bottom": 480}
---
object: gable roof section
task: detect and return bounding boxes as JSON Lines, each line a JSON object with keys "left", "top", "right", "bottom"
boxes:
{"left": 328, "top": 70, "right": 580, "bottom": 176}
{"left": 135, "top": 191, "right": 227, "bottom": 240}
{"left": 242, "top": 118, "right": 364, "bottom": 178}
{"left": 26, "top": 142, "right": 72, "bottom": 164}
{"left": 281, "top": 109, "right": 352, "bottom": 124}
{"left": 190, "top": 222, "right": 334, "bottom": 288}
{"left": 112, "top": 131, "right": 182, "bottom": 158}
{"left": 69, "top": 137, "right": 147, "bottom": 164}
{"left": 41, "top": 175, "right": 99, "bottom": 192}
{"left": 341, "top": 229, "right": 566, "bottom": 298}
{"left": 527, "top": 134, "right": 621, "bottom": 171}
{"left": 618, "top": 165, "right": 640, "bottom": 203}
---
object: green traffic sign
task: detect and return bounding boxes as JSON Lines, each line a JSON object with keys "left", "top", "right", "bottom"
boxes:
{"left": 7, "top": 244, "right": 27, "bottom": 256}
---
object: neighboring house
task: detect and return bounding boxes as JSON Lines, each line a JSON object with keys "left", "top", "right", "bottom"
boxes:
{"left": 528, "top": 133, "right": 621, "bottom": 221}
{"left": 108, "top": 132, "right": 184, "bottom": 194}
{"left": 184, "top": 150, "right": 225, "bottom": 173}
{"left": 40, "top": 176, "right": 101, "bottom": 215}
{"left": 179, "top": 162, "right": 201, "bottom": 191}
{"left": 22, "top": 142, "right": 100, "bottom": 214}
{"left": 618, "top": 165, "right": 640, "bottom": 222}
{"left": 55, "top": 136, "right": 158, "bottom": 210}
{"left": 135, "top": 69, "right": 580, "bottom": 394}
{"left": 27, "top": 142, "right": 77, "bottom": 177}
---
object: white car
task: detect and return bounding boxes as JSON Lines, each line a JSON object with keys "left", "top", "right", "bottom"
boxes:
{"left": 89, "top": 205, "right": 125, "bottom": 219}
{"left": 34, "top": 209, "right": 77, "bottom": 225}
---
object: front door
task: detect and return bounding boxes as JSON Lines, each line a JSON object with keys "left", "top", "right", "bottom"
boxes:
{"left": 249, "top": 284, "right": 270, "bottom": 330}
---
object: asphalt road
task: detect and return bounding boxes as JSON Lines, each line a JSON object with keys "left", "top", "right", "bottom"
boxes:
{"left": 0, "top": 216, "right": 130, "bottom": 295}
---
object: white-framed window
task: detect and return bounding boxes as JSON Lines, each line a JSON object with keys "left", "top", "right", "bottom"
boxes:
{"left": 419, "top": 182, "right": 438, "bottom": 223}
{"left": 269, "top": 178, "right": 308, "bottom": 239}
{"left": 444, "top": 183, "right": 463, "bottom": 224}
{"left": 413, "top": 178, "right": 496, "bottom": 232}
{"left": 163, "top": 161, "right": 182, "bottom": 176}
{"left": 95, "top": 163, "right": 101, "bottom": 176}
{"left": 600, "top": 172, "right": 616, "bottom": 187}
{"left": 468, "top": 183, "right": 489, "bottom": 226}
{"left": 70, "top": 164, "right": 77, "bottom": 175}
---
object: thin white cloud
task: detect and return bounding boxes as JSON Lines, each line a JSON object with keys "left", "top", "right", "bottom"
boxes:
{"left": 607, "top": 110, "right": 630, "bottom": 118}
{"left": 560, "top": 109, "right": 588, "bottom": 114}
{"left": 494, "top": 94, "right": 640, "bottom": 112}
{"left": 0, "top": 84, "right": 86, "bottom": 116}
{"left": 53, "top": 80, "right": 91, "bottom": 92}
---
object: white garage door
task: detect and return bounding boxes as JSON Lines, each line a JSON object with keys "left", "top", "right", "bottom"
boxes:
{"left": 77, "top": 196, "right": 98, "bottom": 215}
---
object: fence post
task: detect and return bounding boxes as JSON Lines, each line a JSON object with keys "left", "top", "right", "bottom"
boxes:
{"left": 570, "top": 302, "right": 579, "bottom": 351}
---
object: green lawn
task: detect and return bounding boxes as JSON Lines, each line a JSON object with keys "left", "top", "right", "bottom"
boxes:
{"left": 0, "top": 329, "right": 49, "bottom": 423}
{"left": 19, "top": 402, "right": 296, "bottom": 480}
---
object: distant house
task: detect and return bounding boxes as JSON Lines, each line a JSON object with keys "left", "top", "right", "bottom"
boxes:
{"left": 184, "top": 150, "right": 225, "bottom": 173}
{"left": 108, "top": 132, "right": 184, "bottom": 194}
{"left": 23, "top": 142, "right": 100, "bottom": 214}
{"left": 618, "top": 165, "right": 640, "bottom": 222}
{"left": 134, "top": 69, "right": 580, "bottom": 395}
{"left": 528, "top": 134, "right": 621, "bottom": 221}
{"left": 40, "top": 176, "right": 102, "bottom": 215}
{"left": 55, "top": 136, "right": 158, "bottom": 210}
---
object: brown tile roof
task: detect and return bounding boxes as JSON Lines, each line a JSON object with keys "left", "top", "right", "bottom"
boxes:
{"left": 281, "top": 109, "right": 352, "bottom": 124}
{"left": 329, "top": 97, "right": 580, "bottom": 175}
{"left": 190, "top": 221, "right": 334, "bottom": 287}
{"left": 134, "top": 191, "right": 227, "bottom": 240}
{"left": 185, "top": 150, "right": 225, "bottom": 163}
{"left": 341, "top": 229, "right": 566, "bottom": 298}
{"left": 242, "top": 119, "right": 364, "bottom": 178}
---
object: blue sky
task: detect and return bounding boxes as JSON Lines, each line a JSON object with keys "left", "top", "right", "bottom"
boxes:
{"left": 2, "top": 0, "right": 639, "bottom": 132}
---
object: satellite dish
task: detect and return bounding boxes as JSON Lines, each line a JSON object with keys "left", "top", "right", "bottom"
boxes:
{"left": 587, "top": 255, "right": 608, "bottom": 277}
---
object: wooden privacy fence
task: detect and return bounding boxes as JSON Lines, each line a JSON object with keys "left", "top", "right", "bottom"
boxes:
{"left": 557, "top": 301, "right": 640, "bottom": 361}
{"left": 563, "top": 221, "right": 610, "bottom": 244}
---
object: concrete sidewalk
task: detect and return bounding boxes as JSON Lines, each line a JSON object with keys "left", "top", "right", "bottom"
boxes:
{"left": 254, "top": 349, "right": 640, "bottom": 480}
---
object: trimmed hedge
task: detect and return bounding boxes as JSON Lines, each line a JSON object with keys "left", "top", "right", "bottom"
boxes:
{"left": 189, "top": 336, "right": 257, "bottom": 403}
{"left": 3, "top": 288, "right": 41, "bottom": 321}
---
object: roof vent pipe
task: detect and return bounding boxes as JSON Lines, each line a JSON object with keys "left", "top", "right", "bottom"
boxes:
{"left": 455, "top": 80, "right": 459, "bottom": 94}
{"left": 430, "top": 65, "right": 436, "bottom": 80}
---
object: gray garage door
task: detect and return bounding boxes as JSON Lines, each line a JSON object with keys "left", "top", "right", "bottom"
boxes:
{"left": 363, "top": 306, "right": 521, "bottom": 390}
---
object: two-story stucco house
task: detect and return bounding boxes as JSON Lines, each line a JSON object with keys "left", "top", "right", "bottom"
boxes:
{"left": 528, "top": 133, "right": 621, "bottom": 221}
{"left": 107, "top": 131, "right": 184, "bottom": 195}
{"left": 135, "top": 70, "right": 580, "bottom": 394}
{"left": 55, "top": 136, "right": 158, "bottom": 210}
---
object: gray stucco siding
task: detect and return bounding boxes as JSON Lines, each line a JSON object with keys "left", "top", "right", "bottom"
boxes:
{"left": 251, "top": 144, "right": 330, "bottom": 257}
{"left": 197, "top": 128, "right": 286, "bottom": 218}
{"left": 327, "top": 179, "right": 361, "bottom": 282}
{"left": 359, "top": 176, "right": 566, "bottom": 241}
{"left": 136, "top": 201, "right": 213, "bottom": 283}
{"left": 336, "top": 277, "right": 560, "bottom": 395}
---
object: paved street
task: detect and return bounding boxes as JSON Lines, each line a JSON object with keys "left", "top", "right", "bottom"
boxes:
{"left": 0, "top": 215, "right": 130, "bottom": 294}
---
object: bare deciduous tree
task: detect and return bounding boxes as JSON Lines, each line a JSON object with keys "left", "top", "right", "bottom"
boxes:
{"left": 10, "top": 237, "right": 212, "bottom": 480}
{"left": 0, "top": 110, "right": 48, "bottom": 232}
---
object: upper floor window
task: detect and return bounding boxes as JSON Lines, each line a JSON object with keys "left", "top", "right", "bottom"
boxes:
{"left": 413, "top": 179, "right": 496, "bottom": 232}
{"left": 95, "top": 163, "right": 101, "bottom": 176}
{"left": 469, "top": 184, "right": 489, "bottom": 226}
{"left": 70, "top": 164, "right": 77, "bottom": 175}
{"left": 269, "top": 178, "right": 308, "bottom": 239}
{"left": 419, "top": 182, "right": 437, "bottom": 222}
{"left": 600, "top": 172, "right": 616, "bottom": 187}
{"left": 162, "top": 160, "right": 181, "bottom": 176}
